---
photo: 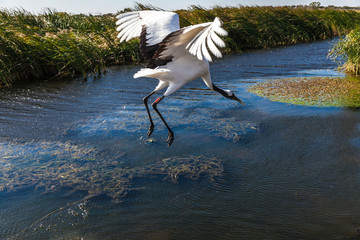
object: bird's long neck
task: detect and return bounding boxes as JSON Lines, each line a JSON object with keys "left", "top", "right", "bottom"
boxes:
{"left": 212, "top": 84, "right": 229, "bottom": 98}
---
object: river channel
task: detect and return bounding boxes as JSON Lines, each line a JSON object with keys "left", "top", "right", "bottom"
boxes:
{"left": 1, "top": 39, "right": 360, "bottom": 239}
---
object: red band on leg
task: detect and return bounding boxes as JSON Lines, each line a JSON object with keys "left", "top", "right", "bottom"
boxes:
{"left": 155, "top": 97, "right": 162, "bottom": 104}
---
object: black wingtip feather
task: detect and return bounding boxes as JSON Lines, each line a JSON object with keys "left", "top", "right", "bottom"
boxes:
{"left": 140, "top": 26, "right": 159, "bottom": 64}
{"left": 139, "top": 27, "right": 185, "bottom": 69}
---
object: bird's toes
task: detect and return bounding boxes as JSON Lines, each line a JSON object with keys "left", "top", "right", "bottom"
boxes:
{"left": 167, "top": 138, "right": 174, "bottom": 147}
{"left": 147, "top": 124, "right": 154, "bottom": 137}
{"left": 166, "top": 131, "right": 174, "bottom": 147}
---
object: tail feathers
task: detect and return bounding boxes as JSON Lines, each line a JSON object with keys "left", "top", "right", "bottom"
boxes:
{"left": 133, "top": 68, "right": 170, "bottom": 79}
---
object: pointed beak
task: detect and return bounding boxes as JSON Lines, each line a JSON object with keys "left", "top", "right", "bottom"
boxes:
{"left": 234, "top": 96, "right": 245, "bottom": 105}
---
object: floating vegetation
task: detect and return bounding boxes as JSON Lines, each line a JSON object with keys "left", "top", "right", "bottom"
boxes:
{"left": 75, "top": 105, "right": 258, "bottom": 142}
{"left": 0, "top": 141, "right": 223, "bottom": 202}
{"left": 248, "top": 77, "right": 360, "bottom": 107}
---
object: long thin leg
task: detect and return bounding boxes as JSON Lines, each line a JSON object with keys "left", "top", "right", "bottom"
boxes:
{"left": 152, "top": 95, "right": 174, "bottom": 147}
{"left": 143, "top": 91, "right": 156, "bottom": 137}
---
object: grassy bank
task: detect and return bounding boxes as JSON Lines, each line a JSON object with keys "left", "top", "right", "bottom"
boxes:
{"left": 1, "top": 6, "right": 360, "bottom": 87}
{"left": 330, "top": 27, "right": 360, "bottom": 76}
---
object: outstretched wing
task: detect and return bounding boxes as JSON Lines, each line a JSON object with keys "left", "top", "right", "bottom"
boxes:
{"left": 155, "top": 17, "right": 228, "bottom": 62}
{"left": 185, "top": 17, "right": 228, "bottom": 61}
{"left": 116, "top": 10, "right": 180, "bottom": 46}
{"left": 116, "top": 11, "right": 227, "bottom": 63}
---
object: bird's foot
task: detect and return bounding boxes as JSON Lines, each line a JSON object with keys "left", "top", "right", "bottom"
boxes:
{"left": 147, "top": 123, "right": 154, "bottom": 137}
{"left": 166, "top": 130, "right": 174, "bottom": 147}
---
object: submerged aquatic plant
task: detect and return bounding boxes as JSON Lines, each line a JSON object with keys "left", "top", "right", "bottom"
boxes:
{"left": 0, "top": 141, "right": 223, "bottom": 202}
{"left": 248, "top": 77, "right": 360, "bottom": 107}
{"left": 74, "top": 104, "right": 258, "bottom": 143}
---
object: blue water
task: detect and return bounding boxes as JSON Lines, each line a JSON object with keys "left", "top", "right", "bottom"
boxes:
{"left": 2, "top": 39, "right": 360, "bottom": 239}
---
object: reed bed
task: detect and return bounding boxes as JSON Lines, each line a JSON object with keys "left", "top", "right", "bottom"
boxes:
{"left": 178, "top": 6, "right": 360, "bottom": 52}
{"left": 1, "top": 6, "right": 360, "bottom": 86}
{"left": 0, "top": 9, "right": 140, "bottom": 87}
{"left": 329, "top": 27, "right": 360, "bottom": 76}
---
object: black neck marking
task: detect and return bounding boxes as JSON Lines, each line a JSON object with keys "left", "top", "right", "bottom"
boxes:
{"left": 212, "top": 84, "right": 230, "bottom": 98}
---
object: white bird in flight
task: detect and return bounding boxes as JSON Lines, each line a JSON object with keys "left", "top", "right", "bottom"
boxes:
{"left": 116, "top": 10, "right": 244, "bottom": 147}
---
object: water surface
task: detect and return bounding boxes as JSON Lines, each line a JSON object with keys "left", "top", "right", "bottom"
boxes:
{"left": 2, "top": 39, "right": 360, "bottom": 239}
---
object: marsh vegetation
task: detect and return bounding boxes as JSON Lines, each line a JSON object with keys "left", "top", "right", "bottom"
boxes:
{"left": 248, "top": 77, "right": 360, "bottom": 107}
{"left": 330, "top": 27, "right": 360, "bottom": 76}
{"left": 1, "top": 5, "right": 360, "bottom": 87}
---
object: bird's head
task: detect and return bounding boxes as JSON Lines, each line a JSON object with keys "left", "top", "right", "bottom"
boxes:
{"left": 223, "top": 89, "right": 245, "bottom": 105}
{"left": 212, "top": 84, "right": 245, "bottom": 105}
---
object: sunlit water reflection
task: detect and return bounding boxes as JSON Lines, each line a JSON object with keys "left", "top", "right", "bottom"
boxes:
{"left": 2, "top": 39, "right": 360, "bottom": 239}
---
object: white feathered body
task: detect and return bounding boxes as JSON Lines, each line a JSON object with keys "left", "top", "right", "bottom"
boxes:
{"left": 134, "top": 52, "right": 210, "bottom": 96}
{"left": 116, "top": 10, "right": 227, "bottom": 96}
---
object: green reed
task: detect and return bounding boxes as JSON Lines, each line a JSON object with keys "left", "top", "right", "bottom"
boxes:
{"left": 0, "top": 9, "right": 140, "bottom": 87}
{"left": 178, "top": 6, "right": 360, "bottom": 52}
{"left": 329, "top": 27, "right": 360, "bottom": 76}
{"left": 0, "top": 6, "right": 359, "bottom": 86}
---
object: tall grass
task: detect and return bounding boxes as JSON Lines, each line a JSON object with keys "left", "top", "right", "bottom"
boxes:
{"left": 330, "top": 27, "right": 360, "bottom": 76}
{"left": 0, "top": 9, "right": 140, "bottom": 87}
{"left": 1, "top": 6, "right": 360, "bottom": 87}
{"left": 178, "top": 6, "right": 360, "bottom": 52}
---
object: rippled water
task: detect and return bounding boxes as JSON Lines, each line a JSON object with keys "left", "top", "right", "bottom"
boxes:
{"left": 2, "top": 39, "right": 360, "bottom": 239}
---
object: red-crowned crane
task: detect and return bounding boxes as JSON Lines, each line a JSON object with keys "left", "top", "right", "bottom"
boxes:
{"left": 116, "top": 10, "right": 244, "bottom": 147}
